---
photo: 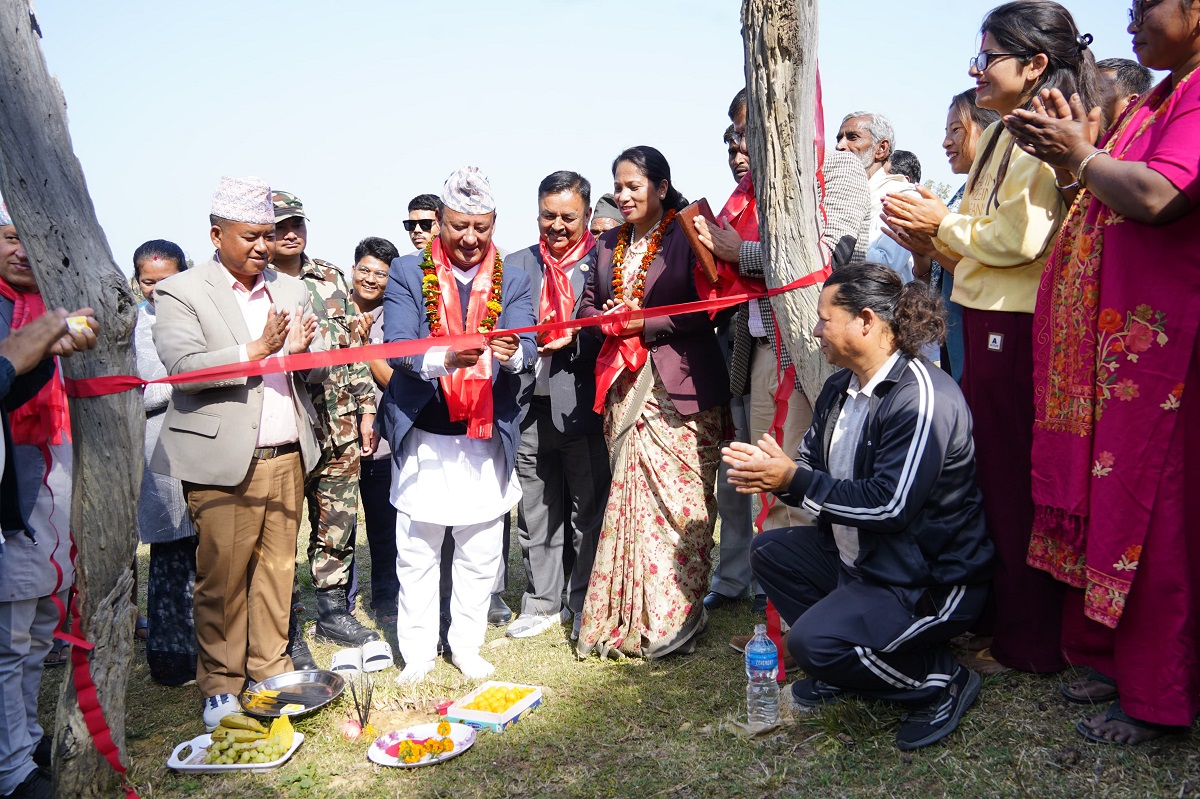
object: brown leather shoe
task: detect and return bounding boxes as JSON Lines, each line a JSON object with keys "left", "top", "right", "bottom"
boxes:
{"left": 729, "top": 633, "right": 798, "bottom": 671}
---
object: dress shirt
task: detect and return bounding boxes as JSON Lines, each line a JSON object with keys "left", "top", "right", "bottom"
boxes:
{"left": 420, "top": 263, "right": 527, "bottom": 379}
{"left": 534, "top": 261, "right": 577, "bottom": 396}
{"left": 223, "top": 267, "right": 300, "bottom": 447}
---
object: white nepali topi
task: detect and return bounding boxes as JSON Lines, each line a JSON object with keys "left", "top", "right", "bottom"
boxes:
{"left": 441, "top": 167, "right": 495, "bottom": 215}
{"left": 210, "top": 176, "right": 274, "bottom": 224}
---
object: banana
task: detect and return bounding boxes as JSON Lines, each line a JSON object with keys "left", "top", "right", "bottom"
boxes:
{"left": 219, "top": 714, "right": 268, "bottom": 733}
{"left": 211, "top": 726, "right": 266, "bottom": 743}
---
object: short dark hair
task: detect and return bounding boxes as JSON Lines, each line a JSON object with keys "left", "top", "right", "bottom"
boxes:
{"left": 1097, "top": 57, "right": 1153, "bottom": 97}
{"left": 132, "top": 239, "right": 187, "bottom": 279}
{"left": 611, "top": 146, "right": 688, "bottom": 213}
{"left": 537, "top": 171, "right": 591, "bottom": 208}
{"left": 824, "top": 263, "right": 947, "bottom": 357}
{"left": 728, "top": 88, "right": 747, "bottom": 122}
{"left": 353, "top": 236, "right": 400, "bottom": 266}
{"left": 887, "top": 150, "right": 922, "bottom": 184}
{"left": 407, "top": 194, "right": 442, "bottom": 214}
{"left": 948, "top": 88, "right": 1002, "bottom": 136}
{"left": 723, "top": 124, "right": 736, "bottom": 145}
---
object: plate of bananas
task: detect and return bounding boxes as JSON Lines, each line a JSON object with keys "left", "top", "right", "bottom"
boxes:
{"left": 167, "top": 714, "right": 304, "bottom": 772}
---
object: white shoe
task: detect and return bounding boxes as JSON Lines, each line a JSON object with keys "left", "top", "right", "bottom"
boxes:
{"left": 202, "top": 693, "right": 241, "bottom": 732}
{"left": 451, "top": 652, "right": 495, "bottom": 680}
{"left": 505, "top": 609, "right": 571, "bottom": 639}
{"left": 394, "top": 660, "right": 435, "bottom": 685}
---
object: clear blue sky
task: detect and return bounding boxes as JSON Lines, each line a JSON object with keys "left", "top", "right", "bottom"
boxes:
{"left": 29, "top": 0, "right": 1140, "bottom": 273}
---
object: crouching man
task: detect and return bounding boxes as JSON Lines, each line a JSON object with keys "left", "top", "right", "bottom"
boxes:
{"left": 724, "top": 263, "right": 993, "bottom": 751}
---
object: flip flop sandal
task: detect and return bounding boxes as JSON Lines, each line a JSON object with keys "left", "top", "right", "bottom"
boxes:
{"left": 1061, "top": 669, "right": 1119, "bottom": 704}
{"left": 1076, "top": 702, "right": 1182, "bottom": 745}
{"left": 955, "top": 646, "right": 1011, "bottom": 676}
{"left": 43, "top": 640, "right": 70, "bottom": 667}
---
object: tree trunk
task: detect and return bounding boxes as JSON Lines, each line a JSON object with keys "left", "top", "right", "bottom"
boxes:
{"left": 0, "top": 2, "right": 142, "bottom": 796}
{"left": 741, "top": 0, "right": 833, "bottom": 400}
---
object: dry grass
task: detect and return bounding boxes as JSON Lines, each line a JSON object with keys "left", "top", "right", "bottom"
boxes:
{"left": 38, "top": 519, "right": 1200, "bottom": 798}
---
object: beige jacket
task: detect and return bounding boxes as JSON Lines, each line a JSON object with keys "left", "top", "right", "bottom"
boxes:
{"left": 149, "top": 258, "right": 329, "bottom": 486}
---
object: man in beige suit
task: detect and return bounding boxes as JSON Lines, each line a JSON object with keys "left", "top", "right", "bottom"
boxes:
{"left": 151, "top": 176, "right": 327, "bottom": 730}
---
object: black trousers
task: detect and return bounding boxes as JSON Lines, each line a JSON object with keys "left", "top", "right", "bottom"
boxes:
{"left": 750, "top": 526, "right": 986, "bottom": 705}
{"left": 360, "top": 456, "right": 398, "bottom": 612}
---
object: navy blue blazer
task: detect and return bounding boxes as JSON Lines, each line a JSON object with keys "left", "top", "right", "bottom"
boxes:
{"left": 378, "top": 252, "right": 536, "bottom": 476}
{"left": 507, "top": 244, "right": 604, "bottom": 437}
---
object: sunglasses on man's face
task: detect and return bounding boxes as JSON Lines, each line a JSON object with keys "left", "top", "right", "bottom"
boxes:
{"left": 403, "top": 219, "right": 435, "bottom": 232}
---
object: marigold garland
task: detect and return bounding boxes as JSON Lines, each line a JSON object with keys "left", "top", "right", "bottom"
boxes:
{"left": 611, "top": 208, "right": 677, "bottom": 304}
{"left": 420, "top": 244, "right": 504, "bottom": 334}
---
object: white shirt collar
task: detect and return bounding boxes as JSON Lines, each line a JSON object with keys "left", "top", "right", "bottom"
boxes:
{"left": 847, "top": 350, "right": 902, "bottom": 399}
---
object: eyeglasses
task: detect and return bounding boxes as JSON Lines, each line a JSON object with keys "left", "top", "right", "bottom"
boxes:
{"left": 355, "top": 265, "right": 388, "bottom": 281}
{"left": 1128, "top": 0, "right": 1164, "bottom": 27}
{"left": 969, "top": 51, "right": 1024, "bottom": 72}
{"left": 402, "top": 219, "right": 435, "bottom": 232}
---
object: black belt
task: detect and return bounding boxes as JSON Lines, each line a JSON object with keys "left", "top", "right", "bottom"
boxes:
{"left": 251, "top": 442, "right": 300, "bottom": 460}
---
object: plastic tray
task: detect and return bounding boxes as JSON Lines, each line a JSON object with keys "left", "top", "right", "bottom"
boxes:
{"left": 443, "top": 681, "right": 542, "bottom": 733}
{"left": 166, "top": 732, "right": 304, "bottom": 773}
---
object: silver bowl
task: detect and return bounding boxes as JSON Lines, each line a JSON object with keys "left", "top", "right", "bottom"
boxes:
{"left": 239, "top": 670, "right": 345, "bottom": 718}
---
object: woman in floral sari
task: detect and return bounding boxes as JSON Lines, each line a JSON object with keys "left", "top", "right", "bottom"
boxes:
{"left": 1005, "top": 0, "right": 1200, "bottom": 744}
{"left": 576, "top": 146, "right": 730, "bottom": 659}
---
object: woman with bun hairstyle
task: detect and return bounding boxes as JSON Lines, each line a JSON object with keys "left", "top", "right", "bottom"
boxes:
{"left": 575, "top": 146, "right": 731, "bottom": 659}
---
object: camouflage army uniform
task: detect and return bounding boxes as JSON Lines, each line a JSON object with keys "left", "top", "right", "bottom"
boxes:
{"left": 294, "top": 254, "right": 376, "bottom": 589}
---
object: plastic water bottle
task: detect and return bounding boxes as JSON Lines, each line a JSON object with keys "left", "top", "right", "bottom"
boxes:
{"left": 745, "top": 623, "right": 780, "bottom": 728}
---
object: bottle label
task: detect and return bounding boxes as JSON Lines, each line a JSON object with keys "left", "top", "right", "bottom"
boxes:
{"left": 746, "top": 652, "right": 777, "bottom": 670}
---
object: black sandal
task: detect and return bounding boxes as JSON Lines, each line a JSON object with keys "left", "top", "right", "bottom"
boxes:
{"left": 1060, "top": 669, "right": 1119, "bottom": 704}
{"left": 1076, "top": 702, "right": 1183, "bottom": 745}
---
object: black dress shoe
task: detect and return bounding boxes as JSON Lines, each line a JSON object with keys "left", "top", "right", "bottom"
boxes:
{"left": 487, "top": 594, "right": 513, "bottom": 626}
{"left": 751, "top": 594, "right": 768, "bottom": 614}
{"left": 703, "top": 591, "right": 741, "bottom": 610}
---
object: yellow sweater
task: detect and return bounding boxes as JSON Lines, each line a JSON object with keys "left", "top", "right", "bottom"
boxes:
{"left": 934, "top": 123, "right": 1065, "bottom": 313}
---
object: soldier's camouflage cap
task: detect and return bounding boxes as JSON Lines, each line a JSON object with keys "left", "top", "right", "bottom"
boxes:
{"left": 272, "top": 190, "right": 308, "bottom": 223}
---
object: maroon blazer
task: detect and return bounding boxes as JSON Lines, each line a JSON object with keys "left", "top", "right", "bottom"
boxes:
{"left": 579, "top": 218, "right": 731, "bottom": 416}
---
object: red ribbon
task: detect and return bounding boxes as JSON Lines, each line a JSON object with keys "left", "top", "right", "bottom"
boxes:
{"left": 67, "top": 273, "right": 827, "bottom": 399}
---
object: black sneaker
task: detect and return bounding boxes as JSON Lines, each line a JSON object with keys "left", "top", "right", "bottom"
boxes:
{"left": 895, "top": 666, "right": 982, "bottom": 751}
{"left": 32, "top": 735, "right": 51, "bottom": 769}
{"left": 790, "top": 677, "right": 847, "bottom": 708}
{"left": 7, "top": 767, "right": 53, "bottom": 799}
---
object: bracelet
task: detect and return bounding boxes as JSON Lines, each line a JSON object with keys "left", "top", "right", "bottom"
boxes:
{"left": 1075, "top": 150, "right": 1107, "bottom": 188}
{"left": 1055, "top": 176, "right": 1080, "bottom": 191}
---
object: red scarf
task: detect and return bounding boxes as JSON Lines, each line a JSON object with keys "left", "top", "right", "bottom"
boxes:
{"left": 0, "top": 280, "right": 72, "bottom": 446}
{"left": 428, "top": 238, "right": 498, "bottom": 439}
{"left": 537, "top": 231, "right": 596, "bottom": 347}
{"left": 696, "top": 173, "right": 767, "bottom": 310}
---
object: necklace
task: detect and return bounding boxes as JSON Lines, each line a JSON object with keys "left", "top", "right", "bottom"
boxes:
{"left": 610, "top": 208, "right": 676, "bottom": 304}
{"left": 420, "top": 245, "right": 504, "bottom": 334}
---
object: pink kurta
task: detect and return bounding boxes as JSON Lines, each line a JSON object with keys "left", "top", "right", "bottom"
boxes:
{"left": 1029, "top": 69, "right": 1200, "bottom": 725}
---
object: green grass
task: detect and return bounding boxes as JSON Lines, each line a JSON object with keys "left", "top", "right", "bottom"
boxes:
{"left": 39, "top": 517, "right": 1200, "bottom": 798}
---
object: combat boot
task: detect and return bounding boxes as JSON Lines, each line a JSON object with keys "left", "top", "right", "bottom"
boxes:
{"left": 314, "top": 586, "right": 380, "bottom": 647}
{"left": 286, "top": 609, "right": 318, "bottom": 670}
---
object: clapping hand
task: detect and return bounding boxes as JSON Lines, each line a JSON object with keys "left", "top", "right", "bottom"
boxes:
{"left": 723, "top": 433, "right": 798, "bottom": 494}
{"left": 248, "top": 306, "right": 290, "bottom": 361}
{"left": 352, "top": 312, "right": 374, "bottom": 345}
{"left": 1005, "top": 88, "right": 1102, "bottom": 170}
{"left": 288, "top": 305, "right": 319, "bottom": 353}
{"left": 882, "top": 186, "right": 951, "bottom": 238}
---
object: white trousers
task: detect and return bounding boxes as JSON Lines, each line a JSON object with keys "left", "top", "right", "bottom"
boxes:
{"left": 395, "top": 514, "right": 503, "bottom": 666}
